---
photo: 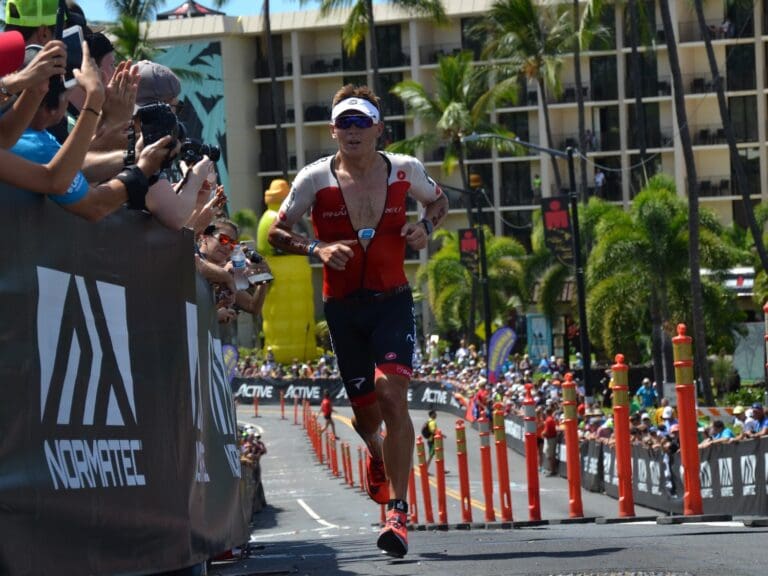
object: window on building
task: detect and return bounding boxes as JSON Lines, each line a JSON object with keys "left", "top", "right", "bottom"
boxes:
{"left": 498, "top": 112, "right": 529, "bottom": 146}
{"left": 342, "top": 38, "right": 366, "bottom": 71}
{"left": 259, "top": 129, "right": 287, "bottom": 173}
{"left": 590, "top": 56, "right": 618, "bottom": 101}
{"left": 461, "top": 17, "right": 483, "bottom": 60}
{"left": 500, "top": 210, "right": 533, "bottom": 252}
{"left": 257, "top": 83, "right": 286, "bottom": 125}
{"left": 379, "top": 72, "right": 405, "bottom": 116}
{"left": 590, "top": 4, "right": 616, "bottom": 50}
{"left": 730, "top": 96, "right": 758, "bottom": 142}
{"left": 623, "top": 0, "right": 657, "bottom": 48}
{"left": 376, "top": 25, "right": 404, "bottom": 68}
{"left": 726, "top": 45, "right": 755, "bottom": 91}
{"left": 597, "top": 106, "right": 620, "bottom": 151}
{"left": 255, "top": 34, "right": 284, "bottom": 77}
{"left": 733, "top": 147, "right": 760, "bottom": 195}
{"left": 629, "top": 153, "right": 661, "bottom": 198}
{"left": 625, "top": 52, "right": 658, "bottom": 99}
{"left": 500, "top": 162, "right": 533, "bottom": 206}
{"left": 590, "top": 155, "right": 621, "bottom": 202}
{"left": 627, "top": 102, "right": 661, "bottom": 149}
{"left": 728, "top": 1, "right": 754, "bottom": 38}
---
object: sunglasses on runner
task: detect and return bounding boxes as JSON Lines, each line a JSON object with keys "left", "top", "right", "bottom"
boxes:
{"left": 333, "top": 115, "right": 375, "bottom": 130}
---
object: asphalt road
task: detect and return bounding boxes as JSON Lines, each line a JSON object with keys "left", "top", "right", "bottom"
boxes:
{"left": 209, "top": 404, "right": 768, "bottom": 576}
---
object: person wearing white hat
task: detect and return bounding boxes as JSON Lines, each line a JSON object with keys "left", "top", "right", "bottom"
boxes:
{"left": 268, "top": 83, "right": 449, "bottom": 558}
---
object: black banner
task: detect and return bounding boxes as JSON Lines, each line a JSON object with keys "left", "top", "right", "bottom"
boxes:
{"left": 541, "top": 196, "right": 574, "bottom": 266}
{"left": 0, "top": 188, "right": 247, "bottom": 575}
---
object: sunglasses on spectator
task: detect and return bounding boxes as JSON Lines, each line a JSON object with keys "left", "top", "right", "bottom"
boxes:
{"left": 333, "top": 115, "right": 375, "bottom": 130}
{"left": 213, "top": 233, "right": 235, "bottom": 247}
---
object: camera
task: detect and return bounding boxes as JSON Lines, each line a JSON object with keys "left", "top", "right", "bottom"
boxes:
{"left": 135, "top": 102, "right": 180, "bottom": 147}
{"left": 180, "top": 138, "right": 221, "bottom": 164}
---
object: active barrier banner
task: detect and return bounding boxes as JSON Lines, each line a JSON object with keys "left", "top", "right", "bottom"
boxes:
{"left": 0, "top": 190, "right": 247, "bottom": 576}
{"left": 236, "top": 376, "right": 768, "bottom": 515}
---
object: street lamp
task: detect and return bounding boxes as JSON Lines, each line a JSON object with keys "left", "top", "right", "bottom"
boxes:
{"left": 438, "top": 180, "right": 493, "bottom": 369}
{"left": 461, "top": 133, "right": 594, "bottom": 403}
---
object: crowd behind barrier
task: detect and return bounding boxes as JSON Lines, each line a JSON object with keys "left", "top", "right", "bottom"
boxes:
{"left": 233, "top": 375, "right": 768, "bottom": 516}
{"left": 0, "top": 185, "right": 249, "bottom": 576}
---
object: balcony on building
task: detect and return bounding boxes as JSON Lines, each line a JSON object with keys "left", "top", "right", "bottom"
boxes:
{"left": 257, "top": 105, "right": 294, "bottom": 126}
{"left": 548, "top": 84, "right": 590, "bottom": 104}
{"left": 301, "top": 50, "right": 367, "bottom": 75}
{"left": 303, "top": 102, "right": 332, "bottom": 123}
{"left": 419, "top": 42, "right": 463, "bottom": 65}
{"left": 254, "top": 57, "right": 292, "bottom": 79}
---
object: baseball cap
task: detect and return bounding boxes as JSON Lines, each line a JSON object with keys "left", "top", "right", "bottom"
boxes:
{"left": 134, "top": 60, "right": 181, "bottom": 108}
{"left": 330, "top": 97, "right": 380, "bottom": 124}
{"left": 662, "top": 406, "right": 674, "bottom": 419}
{"left": 752, "top": 402, "right": 763, "bottom": 410}
{"left": 733, "top": 405, "right": 745, "bottom": 415}
{"left": 5, "top": 0, "right": 58, "bottom": 27}
{"left": 0, "top": 31, "right": 25, "bottom": 76}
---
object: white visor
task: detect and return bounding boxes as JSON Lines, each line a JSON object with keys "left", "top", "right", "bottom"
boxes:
{"left": 331, "top": 97, "right": 380, "bottom": 124}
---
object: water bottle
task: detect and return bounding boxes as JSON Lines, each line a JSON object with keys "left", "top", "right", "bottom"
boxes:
{"left": 231, "top": 244, "right": 249, "bottom": 291}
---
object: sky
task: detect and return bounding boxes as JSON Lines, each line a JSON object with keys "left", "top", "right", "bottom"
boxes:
{"left": 83, "top": 0, "right": 316, "bottom": 23}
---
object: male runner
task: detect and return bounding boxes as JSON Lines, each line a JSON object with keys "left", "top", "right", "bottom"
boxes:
{"left": 268, "top": 84, "right": 448, "bottom": 557}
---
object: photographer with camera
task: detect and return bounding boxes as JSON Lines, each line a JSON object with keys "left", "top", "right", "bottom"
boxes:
{"left": 7, "top": 43, "right": 173, "bottom": 219}
{"left": 196, "top": 219, "right": 272, "bottom": 323}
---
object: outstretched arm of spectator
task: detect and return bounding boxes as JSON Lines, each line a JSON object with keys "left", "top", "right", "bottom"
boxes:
{"left": 91, "top": 60, "right": 139, "bottom": 150}
{"left": 0, "top": 42, "right": 105, "bottom": 193}
{"left": 64, "top": 136, "right": 173, "bottom": 221}
{"left": 146, "top": 155, "right": 213, "bottom": 230}
{"left": 186, "top": 183, "right": 226, "bottom": 233}
{"left": 0, "top": 41, "right": 67, "bottom": 149}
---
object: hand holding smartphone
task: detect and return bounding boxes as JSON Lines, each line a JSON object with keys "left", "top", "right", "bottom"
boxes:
{"left": 61, "top": 25, "right": 83, "bottom": 89}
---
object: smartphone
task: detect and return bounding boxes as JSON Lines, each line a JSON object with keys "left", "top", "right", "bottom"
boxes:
{"left": 248, "top": 271, "right": 274, "bottom": 285}
{"left": 61, "top": 25, "right": 83, "bottom": 89}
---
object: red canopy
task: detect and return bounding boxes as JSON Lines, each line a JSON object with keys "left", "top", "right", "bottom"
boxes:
{"left": 156, "top": 1, "right": 225, "bottom": 20}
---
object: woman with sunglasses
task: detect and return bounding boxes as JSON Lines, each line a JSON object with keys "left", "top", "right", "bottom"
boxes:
{"left": 268, "top": 84, "right": 448, "bottom": 558}
{"left": 196, "top": 220, "right": 272, "bottom": 322}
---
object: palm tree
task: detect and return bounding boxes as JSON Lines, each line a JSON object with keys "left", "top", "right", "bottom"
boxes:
{"left": 110, "top": 13, "right": 157, "bottom": 61}
{"left": 659, "top": 1, "right": 712, "bottom": 404}
{"left": 691, "top": 0, "right": 768, "bottom": 274}
{"left": 389, "top": 51, "right": 517, "bottom": 342}
{"left": 389, "top": 51, "right": 518, "bottom": 194}
{"left": 313, "top": 0, "right": 447, "bottom": 115}
{"left": 587, "top": 175, "right": 742, "bottom": 370}
{"left": 262, "top": 0, "right": 288, "bottom": 177}
{"left": 417, "top": 228, "right": 526, "bottom": 337}
{"left": 479, "top": 0, "right": 572, "bottom": 192}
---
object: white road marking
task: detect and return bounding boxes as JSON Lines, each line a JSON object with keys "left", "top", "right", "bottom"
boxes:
{"left": 297, "top": 498, "right": 339, "bottom": 529}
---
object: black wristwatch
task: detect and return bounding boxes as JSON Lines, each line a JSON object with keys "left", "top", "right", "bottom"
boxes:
{"left": 114, "top": 165, "right": 150, "bottom": 210}
{"left": 419, "top": 218, "right": 434, "bottom": 236}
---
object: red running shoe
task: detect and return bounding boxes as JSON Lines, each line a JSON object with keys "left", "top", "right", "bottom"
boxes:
{"left": 365, "top": 452, "right": 389, "bottom": 505}
{"left": 377, "top": 508, "right": 408, "bottom": 557}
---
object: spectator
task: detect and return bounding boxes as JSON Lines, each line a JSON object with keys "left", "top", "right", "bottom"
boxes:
{"left": 542, "top": 406, "right": 558, "bottom": 476}
{"left": 700, "top": 420, "right": 734, "bottom": 447}
{"left": 196, "top": 219, "right": 272, "bottom": 318}
{"left": 634, "top": 377, "right": 658, "bottom": 410}
{"left": 744, "top": 403, "right": 768, "bottom": 438}
{"left": 7, "top": 43, "right": 173, "bottom": 219}
{"left": 594, "top": 168, "right": 606, "bottom": 195}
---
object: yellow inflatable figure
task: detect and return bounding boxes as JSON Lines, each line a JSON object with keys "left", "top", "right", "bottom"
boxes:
{"left": 257, "top": 179, "right": 317, "bottom": 363}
